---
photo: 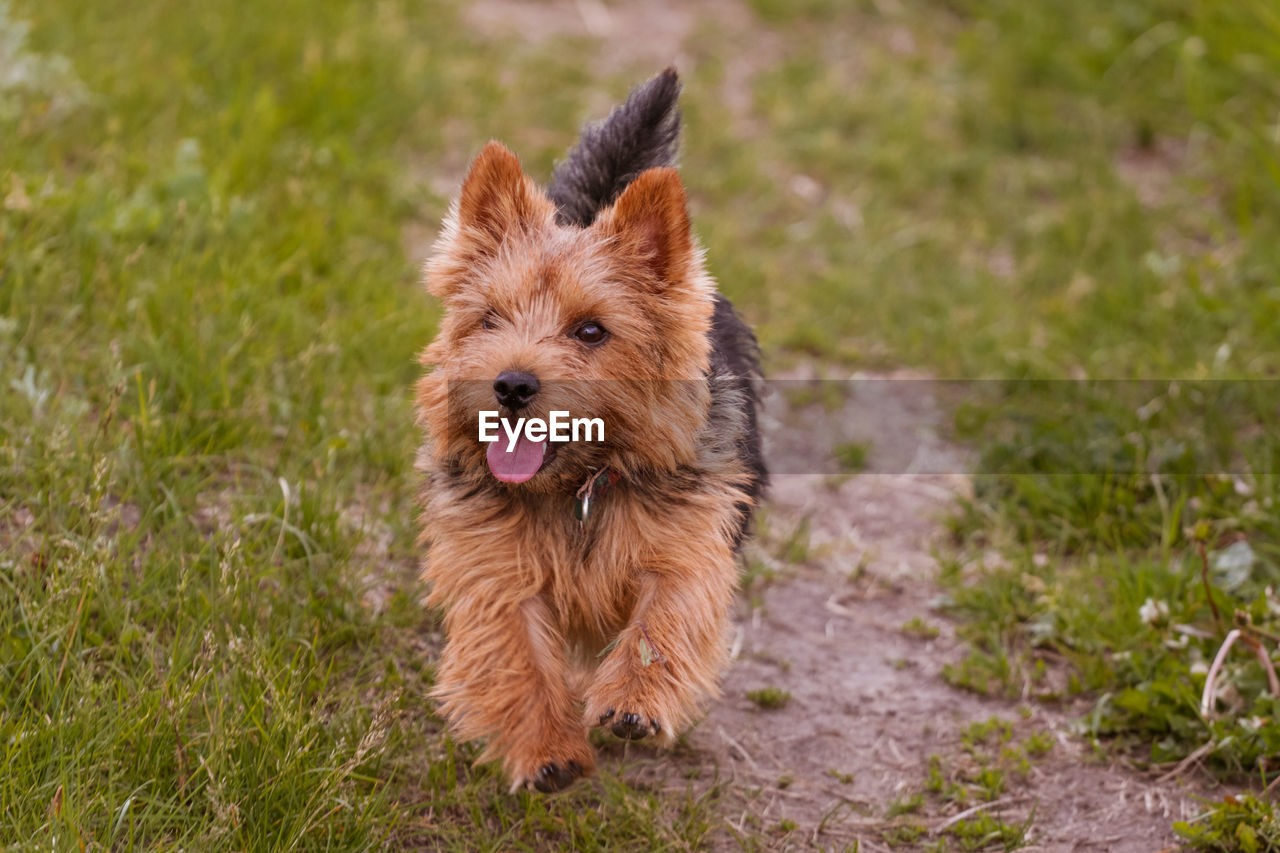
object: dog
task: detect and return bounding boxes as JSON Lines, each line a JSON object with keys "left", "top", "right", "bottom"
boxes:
{"left": 416, "top": 67, "right": 766, "bottom": 793}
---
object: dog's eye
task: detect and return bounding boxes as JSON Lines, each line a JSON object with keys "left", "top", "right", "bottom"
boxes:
{"left": 573, "top": 321, "right": 608, "bottom": 346}
{"left": 480, "top": 312, "right": 498, "bottom": 331}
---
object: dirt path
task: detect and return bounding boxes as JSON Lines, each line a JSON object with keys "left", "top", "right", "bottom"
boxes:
{"left": 606, "top": 372, "right": 1210, "bottom": 851}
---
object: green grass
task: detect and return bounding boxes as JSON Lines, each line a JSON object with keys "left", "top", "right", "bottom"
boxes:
{"left": 902, "top": 617, "right": 941, "bottom": 640}
{"left": 745, "top": 687, "right": 792, "bottom": 710}
{"left": 1175, "top": 794, "right": 1280, "bottom": 852}
{"left": 732, "top": 0, "right": 1280, "bottom": 840}
{"left": 5, "top": 0, "right": 1280, "bottom": 845}
{"left": 0, "top": 0, "right": 729, "bottom": 846}
{"left": 876, "top": 719, "right": 1050, "bottom": 851}
{"left": 833, "top": 441, "right": 869, "bottom": 473}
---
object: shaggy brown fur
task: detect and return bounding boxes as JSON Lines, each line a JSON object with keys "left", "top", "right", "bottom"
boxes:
{"left": 416, "top": 73, "right": 763, "bottom": 793}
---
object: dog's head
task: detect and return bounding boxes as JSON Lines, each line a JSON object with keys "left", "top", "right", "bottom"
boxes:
{"left": 417, "top": 142, "right": 714, "bottom": 492}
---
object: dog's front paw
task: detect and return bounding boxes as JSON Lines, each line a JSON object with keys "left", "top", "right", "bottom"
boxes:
{"left": 506, "top": 738, "right": 595, "bottom": 794}
{"left": 517, "top": 759, "right": 586, "bottom": 793}
{"left": 585, "top": 667, "right": 681, "bottom": 745}
{"left": 597, "top": 708, "right": 662, "bottom": 741}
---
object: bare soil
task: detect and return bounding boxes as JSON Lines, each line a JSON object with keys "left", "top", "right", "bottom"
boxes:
{"left": 604, "top": 371, "right": 1214, "bottom": 851}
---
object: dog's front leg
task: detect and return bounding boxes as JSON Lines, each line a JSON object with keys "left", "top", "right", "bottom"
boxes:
{"left": 432, "top": 590, "right": 595, "bottom": 792}
{"left": 583, "top": 539, "right": 738, "bottom": 744}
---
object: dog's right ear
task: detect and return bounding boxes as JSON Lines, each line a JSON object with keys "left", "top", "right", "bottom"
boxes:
{"left": 428, "top": 142, "right": 550, "bottom": 299}
{"left": 459, "top": 141, "right": 543, "bottom": 247}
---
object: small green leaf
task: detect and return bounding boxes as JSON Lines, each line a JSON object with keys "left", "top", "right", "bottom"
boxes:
{"left": 638, "top": 636, "right": 653, "bottom": 667}
{"left": 1236, "top": 822, "right": 1259, "bottom": 853}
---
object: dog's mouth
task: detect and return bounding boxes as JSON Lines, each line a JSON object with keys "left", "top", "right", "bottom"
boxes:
{"left": 486, "top": 435, "right": 552, "bottom": 483}
{"left": 485, "top": 417, "right": 562, "bottom": 484}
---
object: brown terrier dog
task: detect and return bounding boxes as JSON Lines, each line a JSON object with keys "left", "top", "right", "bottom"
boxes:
{"left": 416, "top": 68, "right": 766, "bottom": 793}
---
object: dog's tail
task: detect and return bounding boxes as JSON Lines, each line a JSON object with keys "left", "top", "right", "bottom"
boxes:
{"left": 548, "top": 67, "right": 682, "bottom": 227}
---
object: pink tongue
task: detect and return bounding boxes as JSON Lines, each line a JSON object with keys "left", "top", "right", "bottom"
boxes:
{"left": 486, "top": 433, "right": 546, "bottom": 483}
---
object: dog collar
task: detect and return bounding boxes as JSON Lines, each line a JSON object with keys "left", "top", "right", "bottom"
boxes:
{"left": 574, "top": 467, "right": 620, "bottom": 523}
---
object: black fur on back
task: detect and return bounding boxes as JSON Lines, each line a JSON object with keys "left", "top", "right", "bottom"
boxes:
{"left": 709, "top": 295, "right": 768, "bottom": 545}
{"left": 552, "top": 69, "right": 768, "bottom": 546}
{"left": 548, "top": 67, "right": 683, "bottom": 227}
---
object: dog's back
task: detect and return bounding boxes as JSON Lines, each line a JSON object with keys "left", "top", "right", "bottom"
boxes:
{"left": 548, "top": 68, "right": 767, "bottom": 540}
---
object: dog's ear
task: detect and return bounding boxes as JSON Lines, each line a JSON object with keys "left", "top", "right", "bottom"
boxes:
{"left": 457, "top": 141, "right": 543, "bottom": 246}
{"left": 428, "top": 141, "right": 549, "bottom": 299}
{"left": 597, "top": 167, "right": 693, "bottom": 286}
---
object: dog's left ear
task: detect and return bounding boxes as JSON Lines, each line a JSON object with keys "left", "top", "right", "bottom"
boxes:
{"left": 597, "top": 167, "right": 693, "bottom": 286}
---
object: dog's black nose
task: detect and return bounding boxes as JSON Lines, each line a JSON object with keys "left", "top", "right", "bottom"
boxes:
{"left": 493, "top": 370, "right": 540, "bottom": 410}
